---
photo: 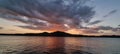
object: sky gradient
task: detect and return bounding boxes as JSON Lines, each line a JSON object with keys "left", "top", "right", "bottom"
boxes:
{"left": 0, "top": 0, "right": 120, "bottom": 35}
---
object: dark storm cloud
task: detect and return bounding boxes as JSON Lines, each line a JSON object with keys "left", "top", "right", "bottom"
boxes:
{"left": 103, "top": 9, "right": 117, "bottom": 17}
{"left": 0, "top": 0, "right": 95, "bottom": 31}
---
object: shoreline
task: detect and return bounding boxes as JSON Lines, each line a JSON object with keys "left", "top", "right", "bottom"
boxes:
{"left": 0, "top": 35, "right": 120, "bottom": 38}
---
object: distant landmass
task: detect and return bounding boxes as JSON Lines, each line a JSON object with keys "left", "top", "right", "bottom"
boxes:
{"left": 0, "top": 31, "right": 120, "bottom": 38}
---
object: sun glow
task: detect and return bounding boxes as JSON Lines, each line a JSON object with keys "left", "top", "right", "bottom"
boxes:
{"left": 66, "top": 29, "right": 83, "bottom": 35}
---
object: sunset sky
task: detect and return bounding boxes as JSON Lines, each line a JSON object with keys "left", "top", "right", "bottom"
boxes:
{"left": 0, "top": 0, "right": 120, "bottom": 35}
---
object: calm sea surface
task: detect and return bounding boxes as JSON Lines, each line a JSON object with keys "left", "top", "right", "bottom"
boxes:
{"left": 0, "top": 36, "right": 120, "bottom": 54}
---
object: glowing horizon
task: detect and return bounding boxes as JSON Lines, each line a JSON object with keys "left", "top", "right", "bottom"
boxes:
{"left": 0, "top": 0, "right": 120, "bottom": 35}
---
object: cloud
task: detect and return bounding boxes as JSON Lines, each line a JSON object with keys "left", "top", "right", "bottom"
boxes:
{"left": 17, "top": 24, "right": 69, "bottom": 31}
{"left": 118, "top": 24, "right": 120, "bottom": 26}
{"left": 0, "top": 27, "right": 3, "bottom": 29}
{"left": 0, "top": 0, "right": 119, "bottom": 35}
{"left": 88, "top": 20, "right": 102, "bottom": 25}
{"left": 78, "top": 26, "right": 120, "bottom": 34}
{"left": 103, "top": 9, "right": 117, "bottom": 17}
{"left": 0, "top": 0, "right": 95, "bottom": 31}
{"left": 81, "top": 29, "right": 99, "bottom": 34}
{"left": 97, "top": 26, "right": 113, "bottom": 30}
{"left": 94, "top": 26, "right": 120, "bottom": 32}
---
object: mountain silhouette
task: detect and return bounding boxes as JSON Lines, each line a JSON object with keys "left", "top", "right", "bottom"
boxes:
{"left": 0, "top": 31, "right": 72, "bottom": 36}
{"left": 51, "top": 31, "right": 72, "bottom": 36}
{"left": 0, "top": 31, "right": 120, "bottom": 37}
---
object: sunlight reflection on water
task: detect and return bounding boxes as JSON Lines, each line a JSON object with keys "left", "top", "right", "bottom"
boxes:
{"left": 0, "top": 36, "right": 120, "bottom": 54}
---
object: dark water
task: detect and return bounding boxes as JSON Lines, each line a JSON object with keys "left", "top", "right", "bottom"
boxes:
{"left": 0, "top": 36, "right": 120, "bottom": 54}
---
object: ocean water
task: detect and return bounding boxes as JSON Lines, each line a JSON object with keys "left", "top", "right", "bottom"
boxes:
{"left": 0, "top": 36, "right": 120, "bottom": 54}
